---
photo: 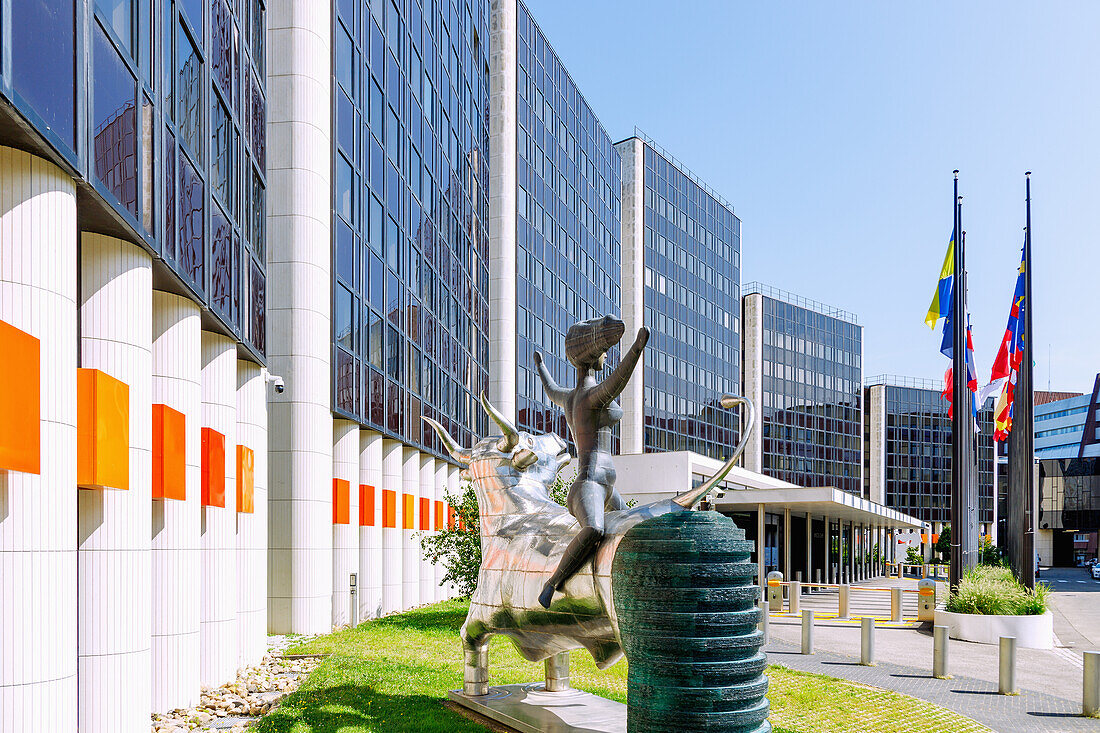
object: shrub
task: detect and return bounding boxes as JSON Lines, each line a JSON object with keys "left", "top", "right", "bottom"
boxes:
{"left": 905, "top": 546, "right": 924, "bottom": 565}
{"left": 944, "top": 565, "right": 1048, "bottom": 616}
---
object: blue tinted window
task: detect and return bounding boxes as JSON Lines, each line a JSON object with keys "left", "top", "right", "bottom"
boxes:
{"left": 177, "top": 23, "right": 203, "bottom": 161}
{"left": 97, "top": 0, "right": 133, "bottom": 56}
{"left": 12, "top": 0, "right": 76, "bottom": 149}
{"left": 92, "top": 25, "right": 138, "bottom": 217}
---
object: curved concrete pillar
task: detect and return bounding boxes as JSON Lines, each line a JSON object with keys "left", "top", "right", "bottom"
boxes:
{"left": 333, "top": 420, "right": 360, "bottom": 627}
{"left": 0, "top": 146, "right": 78, "bottom": 732}
{"left": 236, "top": 360, "right": 268, "bottom": 666}
{"left": 78, "top": 232, "right": 153, "bottom": 733}
{"left": 402, "top": 448, "right": 421, "bottom": 610}
{"left": 266, "top": 0, "right": 334, "bottom": 635}
{"left": 434, "top": 461, "right": 450, "bottom": 602}
{"left": 381, "top": 440, "right": 403, "bottom": 614}
{"left": 359, "top": 431, "right": 383, "bottom": 619}
{"left": 200, "top": 332, "right": 237, "bottom": 686}
{"left": 150, "top": 291, "right": 202, "bottom": 711}
{"left": 419, "top": 455, "right": 437, "bottom": 603}
{"left": 448, "top": 465, "right": 462, "bottom": 599}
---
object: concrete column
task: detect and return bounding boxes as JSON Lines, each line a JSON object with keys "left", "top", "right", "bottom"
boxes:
{"left": 381, "top": 440, "right": 403, "bottom": 613}
{"left": 0, "top": 146, "right": 78, "bottom": 732}
{"left": 402, "top": 447, "right": 421, "bottom": 610}
{"left": 434, "top": 461, "right": 450, "bottom": 600}
{"left": 266, "top": 0, "right": 334, "bottom": 635}
{"left": 741, "top": 294, "right": 765, "bottom": 473}
{"left": 488, "top": 0, "right": 518, "bottom": 422}
{"left": 757, "top": 504, "right": 765, "bottom": 587}
{"left": 199, "top": 332, "right": 238, "bottom": 687}
{"left": 420, "top": 455, "right": 438, "bottom": 603}
{"left": 783, "top": 507, "right": 792, "bottom": 579}
{"left": 359, "top": 431, "right": 383, "bottom": 619}
{"left": 236, "top": 360, "right": 268, "bottom": 666}
{"left": 805, "top": 513, "right": 813, "bottom": 584}
{"left": 618, "top": 137, "right": 645, "bottom": 455}
{"left": 333, "top": 420, "right": 359, "bottom": 626}
{"left": 848, "top": 520, "right": 855, "bottom": 582}
{"left": 150, "top": 292, "right": 201, "bottom": 711}
{"left": 78, "top": 234, "right": 153, "bottom": 733}
{"left": 822, "top": 516, "right": 830, "bottom": 584}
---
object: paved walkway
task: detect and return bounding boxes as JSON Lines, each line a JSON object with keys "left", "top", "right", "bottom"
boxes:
{"left": 765, "top": 615, "right": 1100, "bottom": 733}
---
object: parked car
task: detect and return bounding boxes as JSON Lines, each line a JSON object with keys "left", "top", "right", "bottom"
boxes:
{"left": 1091, "top": 564, "right": 1100, "bottom": 580}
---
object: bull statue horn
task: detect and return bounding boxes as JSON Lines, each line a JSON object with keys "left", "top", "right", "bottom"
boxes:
{"left": 422, "top": 417, "right": 473, "bottom": 465}
{"left": 672, "top": 394, "right": 756, "bottom": 508}
{"left": 480, "top": 391, "right": 519, "bottom": 453}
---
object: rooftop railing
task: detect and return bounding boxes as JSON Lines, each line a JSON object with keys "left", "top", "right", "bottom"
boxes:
{"left": 742, "top": 282, "right": 860, "bottom": 325}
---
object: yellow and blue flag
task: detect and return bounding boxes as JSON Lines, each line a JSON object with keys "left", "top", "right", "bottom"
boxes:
{"left": 924, "top": 229, "right": 955, "bottom": 328}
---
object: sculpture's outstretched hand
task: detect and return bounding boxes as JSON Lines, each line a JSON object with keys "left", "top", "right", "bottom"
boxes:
{"left": 533, "top": 350, "right": 569, "bottom": 406}
{"left": 592, "top": 327, "right": 649, "bottom": 406}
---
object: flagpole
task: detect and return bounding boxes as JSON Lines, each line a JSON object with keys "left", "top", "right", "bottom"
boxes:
{"left": 1009, "top": 172, "right": 1036, "bottom": 588}
{"left": 950, "top": 173, "right": 966, "bottom": 589}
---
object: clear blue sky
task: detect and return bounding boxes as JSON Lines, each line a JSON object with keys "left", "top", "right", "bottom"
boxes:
{"left": 523, "top": 0, "right": 1099, "bottom": 394}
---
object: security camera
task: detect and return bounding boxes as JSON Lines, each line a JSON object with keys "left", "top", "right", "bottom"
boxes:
{"left": 263, "top": 369, "right": 286, "bottom": 394}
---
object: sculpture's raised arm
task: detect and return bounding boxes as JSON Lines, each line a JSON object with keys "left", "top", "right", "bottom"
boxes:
{"left": 590, "top": 326, "right": 649, "bottom": 406}
{"left": 532, "top": 351, "right": 570, "bottom": 407}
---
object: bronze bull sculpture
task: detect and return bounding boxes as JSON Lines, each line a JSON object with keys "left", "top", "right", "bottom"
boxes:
{"left": 425, "top": 392, "right": 755, "bottom": 695}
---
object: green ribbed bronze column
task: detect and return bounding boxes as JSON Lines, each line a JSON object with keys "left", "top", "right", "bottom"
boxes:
{"left": 612, "top": 511, "right": 770, "bottom": 733}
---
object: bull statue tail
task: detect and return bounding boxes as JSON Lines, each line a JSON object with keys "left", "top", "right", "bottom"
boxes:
{"left": 671, "top": 395, "right": 756, "bottom": 509}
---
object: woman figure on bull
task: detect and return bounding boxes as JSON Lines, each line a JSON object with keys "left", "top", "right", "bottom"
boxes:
{"left": 533, "top": 315, "right": 649, "bottom": 609}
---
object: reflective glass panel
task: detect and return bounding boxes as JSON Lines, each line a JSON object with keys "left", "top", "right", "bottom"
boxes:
{"left": 12, "top": 0, "right": 76, "bottom": 148}
{"left": 93, "top": 25, "right": 138, "bottom": 217}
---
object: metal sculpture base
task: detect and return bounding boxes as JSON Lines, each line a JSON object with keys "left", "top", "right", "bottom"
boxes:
{"left": 448, "top": 684, "right": 626, "bottom": 733}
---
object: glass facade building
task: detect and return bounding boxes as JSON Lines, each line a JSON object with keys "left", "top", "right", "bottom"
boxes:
{"left": 743, "top": 285, "right": 863, "bottom": 494}
{"left": 0, "top": 0, "right": 268, "bottom": 360}
{"left": 865, "top": 378, "right": 995, "bottom": 525}
{"left": 511, "top": 1, "right": 622, "bottom": 449}
{"left": 331, "top": 0, "right": 491, "bottom": 457}
{"left": 618, "top": 134, "right": 741, "bottom": 459}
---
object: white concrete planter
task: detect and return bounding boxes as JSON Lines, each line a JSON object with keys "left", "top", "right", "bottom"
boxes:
{"left": 934, "top": 608, "right": 1053, "bottom": 649}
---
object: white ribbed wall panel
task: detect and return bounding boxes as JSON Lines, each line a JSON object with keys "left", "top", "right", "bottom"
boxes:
{"left": 332, "top": 420, "right": 359, "bottom": 627}
{"left": 236, "top": 361, "right": 268, "bottom": 667}
{"left": 150, "top": 292, "right": 201, "bottom": 712}
{"left": 266, "top": 0, "right": 334, "bottom": 634}
{"left": 434, "top": 462, "right": 449, "bottom": 601}
{"left": 358, "top": 431, "right": 382, "bottom": 620}
{"left": 419, "top": 456, "right": 437, "bottom": 603}
{"left": 448, "top": 466, "right": 462, "bottom": 599}
{"left": 0, "top": 147, "right": 78, "bottom": 733}
{"left": 401, "top": 448, "right": 420, "bottom": 610}
{"left": 200, "top": 333, "right": 237, "bottom": 686}
{"left": 380, "top": 440, "right": 403, "bottom": 614}
{"left": 78, "top": 233, "right": 153, "bottom": 733}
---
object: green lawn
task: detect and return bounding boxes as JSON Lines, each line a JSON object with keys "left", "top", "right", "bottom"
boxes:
{"left": 253, "top": 600, "right": 988, "bottom": 733}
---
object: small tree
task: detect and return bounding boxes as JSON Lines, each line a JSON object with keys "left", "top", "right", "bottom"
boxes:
{"left": 905, "top": 546, "right": 924, "bottom": 565}
{"left": 420, "top": 472, "right": 574, "bottom": 597}
{"left": 979, "top": 536, "right": 1007, "bottom": 567}
{"left": 935, "top": 525, "right": 951, "bottom": 563}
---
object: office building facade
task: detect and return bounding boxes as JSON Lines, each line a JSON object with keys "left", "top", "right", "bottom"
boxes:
{"left": 742, "top": 284, "right": 863, "bottom": 495}
{"left": 1034, "top": 375, "right": 1100, "bottom": 566}
{"left": 616, "top": 132, "right": 741, "bottom": 459}
{"left": 489, "top": 0, "right": 622, "bottom": 446}
{"left": 0, "top": 0, "right": 269, "bottom": 730}
{"left": 864, "top": 376, "right": 995, "bottom": 538}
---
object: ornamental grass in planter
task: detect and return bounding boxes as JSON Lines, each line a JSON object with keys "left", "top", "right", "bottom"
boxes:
{"left": 944, "top": 565, "right": 1048, "bottom": 616}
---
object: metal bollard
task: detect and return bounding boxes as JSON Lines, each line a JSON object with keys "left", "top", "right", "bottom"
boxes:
{"left": 349, "top": 573, "right": 359, "bottom": 626}
{"left": 790, "top": 580, "right": 801, "bottom": 614}
{"left": 933, "top": 625, "right": 950, "bottom": 679}
{"left": 838, "top": 584, "right": 850, "bottom": 618}
{"left": 544, "top": 651, "right": 570, "bottom": 692}
{"left": 758, "top": 598, "right": 770, "bottom": 644}
{"left": 861, "top": 617, "right": 875, "bottom": 666}
{"left": 767, "top": 571, "right": 784, "bottom": 612}
{"left": 999, "top": 636, "right": 1018, "bottom": 695}
{"left": 814, "top": 568, "right": 822, "bottom": 592}
{"left": 1084, "top": 651, "right": 1100, "bottom": 716}
{"left": 801, "top": 609, "right": 814, "bottom": 655}
{"left": 890, "top": 587, "right": 903, "bottom": 623}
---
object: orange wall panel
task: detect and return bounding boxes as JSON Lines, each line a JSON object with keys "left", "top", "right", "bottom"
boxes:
{"left": 382, "top": 489, "right": 396, "bottom": 528}
{"left": 201, "top": 428, "right": 226, "bottom": 507}
{"left": 359, "top": 484, "right": 375, "bottom": 526}
{"left": 402, "top": 493, "right": 415, "bottom": 530}
{"left": 419, "top": 497, "right": 430, "bottom": 530}
{"left": 237, "top": 445, "right": 255, "bottom": 513}
{"left": 434, "top": 500, "right": 446, "bottom": 530}
{"left": 151, "top": 404, "right": 186, "bottom": 500}
{"left": 77, "top": 368, "right": 130, "bottom": 490}
{"left": 0, "top": 320, "right": 40, "bottom": 474}
{"left": 333, "top": 478, "right": 350, "bottom": 524}
{"left": 448, "top": 505, "right": 455, "bottom": 530}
